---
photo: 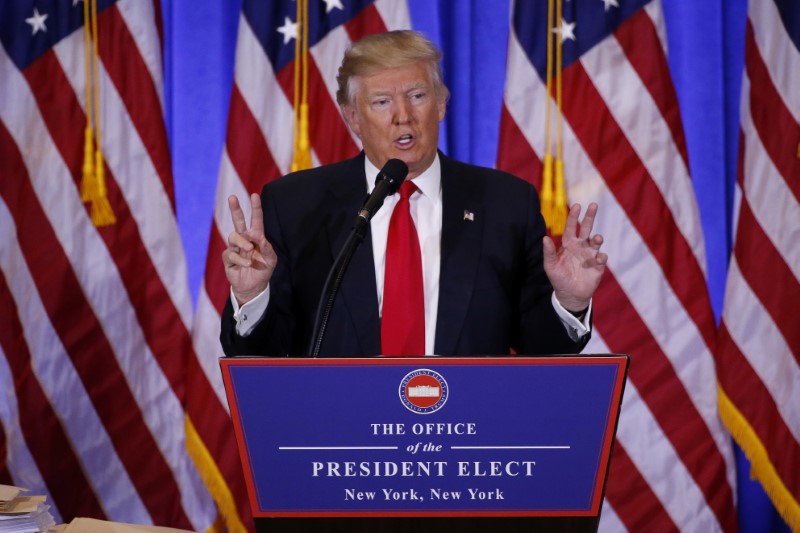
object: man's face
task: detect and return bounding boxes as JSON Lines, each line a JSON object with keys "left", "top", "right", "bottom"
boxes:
{"left": 343, "top": 62, "right": 446, "bottom": 180}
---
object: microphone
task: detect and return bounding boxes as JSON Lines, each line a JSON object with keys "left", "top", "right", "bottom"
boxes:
{"left": 358, "top": 159, "right": 409, "bottom": 223}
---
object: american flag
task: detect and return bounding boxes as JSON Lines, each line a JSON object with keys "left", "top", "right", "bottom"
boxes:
{"left": 498, "top": 0, "right": 738, "bottom": 530}
{"left": 717, "top": 0, "right": 800, "bottom": 529}
{"left": 0, "top": 0, "right": 218, "bottom": 530}
{"left": 190, "top": 0, "right": 412, "bottom": 530}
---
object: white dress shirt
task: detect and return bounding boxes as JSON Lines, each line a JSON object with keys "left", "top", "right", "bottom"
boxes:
{"left": 232, "top": 155, "right": 591, "bottom": 353}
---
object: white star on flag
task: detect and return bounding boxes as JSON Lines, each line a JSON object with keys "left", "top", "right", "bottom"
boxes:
{"left": 602, "top": 0, "right": 620, "bottom": 11}
{"left": 323, "top": 0, "right": 344, "bottom": 14}
{"left": 25, "top": 8, "right": 48, "bottom": 35}
{"left": 553, "top": 18, "right": 576, "bottom": 41}
{"left": 276, "top": 16, "right": 298, "bottom": 45}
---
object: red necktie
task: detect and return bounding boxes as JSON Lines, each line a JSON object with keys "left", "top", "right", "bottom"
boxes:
{"left": 381, "top": 181, "right": 425, "bottom": 356}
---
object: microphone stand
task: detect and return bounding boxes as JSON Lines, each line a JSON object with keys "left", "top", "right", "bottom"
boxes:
{"left": 307, "top": 216, "right": 369, "bottom": 357}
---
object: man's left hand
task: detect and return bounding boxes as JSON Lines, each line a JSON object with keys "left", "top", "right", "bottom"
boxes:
{"left": 543, "top": 202, "right": 608, "bottom": 313}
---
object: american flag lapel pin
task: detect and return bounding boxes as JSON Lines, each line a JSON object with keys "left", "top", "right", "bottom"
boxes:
{"left": 463, "top": 210, "right": 475, "bottom": 222}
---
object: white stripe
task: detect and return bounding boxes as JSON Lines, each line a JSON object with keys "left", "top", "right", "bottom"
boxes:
{"left": 748, "top": 0, "right": 800, "bottom": 124}
{"left": 53, "top": 30, "right": 194, "bottom": 330}
{"left": 0, "top": 345, "right": 64, "bottom": 525}
{"left": 115, "top": 0, "right": 165, "bottom": 110}
{"left": 235, "top": 15, "right": 293, "bottom": 176}
{"left": 373, "top": 0, "right": 412, "bottom": 30}
{"left": 506, "top": 28, "right": 736, "bottom": 492}
{"left": 644, "top": 0, "right": 668, "bottom": 56}
{"left": 0, "top": 199, "right": 145, "bottom": 523}
{"left": 1, "top": 44, "right": 212, "bottom": 528}
{"left": 721, "top": 258, "right": 800, "bottom": 440}
{"left": 740, "top": 73, "right": 800, "bottom": 280}
{"left": 598, "top": 499, "right": 628, "bottom": 533}
{"left": 588, "top": 334, "right": 724, "bottom": 532}
{"left": 192, "top": 285, "right": 229, "bottom": 413}
{"left": 581, "top": 31, "right": 707, "bottom": 275}
{"left": 310, "top": 26, "right": 362, "bottom": 149}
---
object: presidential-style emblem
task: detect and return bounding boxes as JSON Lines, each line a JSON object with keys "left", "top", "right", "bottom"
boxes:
{"left": 399, "top": 369, "right": 449, "bottom": 414}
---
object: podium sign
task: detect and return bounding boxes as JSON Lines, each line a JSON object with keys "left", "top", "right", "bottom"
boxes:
{"left": 220, "top": 356, "right": 627, "bottom": 518}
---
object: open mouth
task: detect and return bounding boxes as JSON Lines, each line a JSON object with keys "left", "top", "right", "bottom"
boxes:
{"left": 395, "top": 134, "right": 414, "bottom": 146}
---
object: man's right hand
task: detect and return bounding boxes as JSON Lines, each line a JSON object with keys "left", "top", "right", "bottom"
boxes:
{"left": 222, "top": 193, "right": 277, "bottom": 306}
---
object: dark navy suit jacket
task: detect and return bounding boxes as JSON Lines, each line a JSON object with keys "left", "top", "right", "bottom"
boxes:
{"left": 220, "top": 152, "right": 589, "bottom": 357}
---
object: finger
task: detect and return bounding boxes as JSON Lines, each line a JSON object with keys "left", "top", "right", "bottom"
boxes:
{"left": 249, "top": 193, "right": 265, "bottom": 234}
{"left": 595, "top": 252, "right": 608, "bottom": 267}
{"left": 542, "top": 235, "right": 558, "bottom": 270}
{"left": 589, "top": 233, "right": 604, "bottom": 251}
{"left": 228, "top": 231, "right": 254, "bottom": 252}
{"left": 578, "top": 202, "right": 599, "bottom": 241}
{"left": 228, "top": 195, "right": 248, "bottom": 234}
{"left": 563, "top": 203, "right": 581, "bottom": 239}
{"left": 222, "top": 248, "right": 251, "bottom": 268}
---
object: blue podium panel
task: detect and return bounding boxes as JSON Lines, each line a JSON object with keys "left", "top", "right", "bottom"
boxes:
{"left": 220, "top": 356, "right": 628, "bottom": 518}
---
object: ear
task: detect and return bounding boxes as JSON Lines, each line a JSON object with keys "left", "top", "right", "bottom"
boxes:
{"left": 437, "top": 97, "right": 446, "bottom": 122}
{"left": 342, "top": 104, "right": 362, "bottom": 138}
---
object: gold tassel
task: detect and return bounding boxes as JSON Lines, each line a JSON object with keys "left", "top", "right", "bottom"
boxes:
{"left": 551, "top": 159, "right": 567, "bottom": 234}
{"left": 81, "top": 0, "right": 115, "bottom": 226}
{"left": 550, "top": 0, "right": 567, "bottom": 236}
{"left": 291, "top": 0, "right": 312, "bottom": 171}
{"left": 541, "top": 154, "right": 555, "bottom": 230}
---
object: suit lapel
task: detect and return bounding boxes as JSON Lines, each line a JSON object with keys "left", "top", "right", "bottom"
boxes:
{"left": 326, "top": 154, "right": 381, "bottom": 354}
{"left": 434, "top": 156, "right": 484, "bottom": 355}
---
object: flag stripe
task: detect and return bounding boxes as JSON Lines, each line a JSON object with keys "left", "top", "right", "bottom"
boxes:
{"left": 561, "top": 62, "right": 716, "bottom": 347}
{"left": 614, "top": 8, "right": 689, "bottom": 168}
{"left": 733, "top": 199, "right": 799, "bottom": 358}
{"left": 496, "top": 103, "right": 543, "bottom": 188}
{"left": 100, "top": 6, "right": 174, "bottom": 206}
{"left": 745, "top": 22, "right": 800, "bottom": 203}
{"left": 344, "top": 3, "right": 389, "bottom": 40}
{"left": 717, "top": 324, "right": 800, "bottom": 497}
{"left": 0, "top": 267, "right": 104, "bottom": 521}
{"left": 0, "top": 116, "right": 192, "bottom": 529}
{"left": 593, "top": 272, "right": 735, "bottom": 531}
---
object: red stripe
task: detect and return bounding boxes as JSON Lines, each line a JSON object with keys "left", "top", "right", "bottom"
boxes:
{"left": 226, "top": 85, "right": 283, "bottom": 189}
{"left": 595, "top": 271, "right": 737, "bottom": 531}
{"left": 604, "top": 442, "right": 680, "bottom": 532}
{"left": 0, "top": 266, "right": 106, "bottom": 520}
{"left": 343, "top": 3, "right": 390, "bottom": 39}
{"left": 717, "top": 324, "right": 800, "bottom": 497}
{"left": 562, "top": 61, "right": 717, "bottom": 348}
{"left": 496, "top": 104, "right": 543, "bottom": 189}
{"left": 202, "top": 226, "right": 232, "bottom": 314}
{"left": 275, "top": 61, "right": 359, "bottom": 165}
{"left": 733, "top": 198, "right": 800, "bottom": 359}
{"left": 184, "top": 357, "right": 254, "bottom": 530}
{"left": 20, "top": 51, "right": 192, "bottom": 528}
{"left": 99, "top": 6, "right": 175, "bottom": 209}
{"left": 614, "top": 9, "right": 690, "bottom": 168}
{"left": 745, "top": 21, "right": 800, "bottom": 204}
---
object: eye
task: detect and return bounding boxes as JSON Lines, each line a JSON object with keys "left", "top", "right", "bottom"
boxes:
{"left": 409, "top": 91, "right": 426, "bottom": 102}
{"left": 371, "top": 97, "right": 391, "bottom": 109}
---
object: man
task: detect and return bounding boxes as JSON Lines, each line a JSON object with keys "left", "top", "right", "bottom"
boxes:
{"left": 221, "top": 30, "right": 607, "bottom": 357}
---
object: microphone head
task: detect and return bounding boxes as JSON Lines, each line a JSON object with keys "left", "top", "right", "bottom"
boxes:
{"left": 376, "top": 159, "right": 408, "bottom": 194}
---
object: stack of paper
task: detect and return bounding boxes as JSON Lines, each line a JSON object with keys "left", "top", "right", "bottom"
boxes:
{"left": 0, "top": 485, "right": 56, "bottom": 533}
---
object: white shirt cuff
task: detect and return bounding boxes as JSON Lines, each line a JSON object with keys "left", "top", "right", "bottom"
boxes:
{"left": 551, "top": 292, "right": 592, "bottom": 342}
{"left": 231, "top": 285, "right": 270, "bottom": 337}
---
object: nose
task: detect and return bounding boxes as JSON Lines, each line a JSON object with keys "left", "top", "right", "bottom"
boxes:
{"left": 392, "top": 98, "right": 412, "bottom": 125}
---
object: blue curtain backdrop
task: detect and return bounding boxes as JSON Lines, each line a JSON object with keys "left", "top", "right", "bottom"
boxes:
{"left": 162, "top": 1, "right": 789, "bottom": 531}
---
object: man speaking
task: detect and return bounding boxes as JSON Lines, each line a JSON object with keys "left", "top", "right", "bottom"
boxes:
{"left": 220, "top": 30, "right": 607, "bottom": 357}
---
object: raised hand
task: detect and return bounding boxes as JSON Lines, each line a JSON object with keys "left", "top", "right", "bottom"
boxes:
{"left": 221, "top": 193, "right": 277, "bottom": 305}
{"left": 542, "top": 202, "right": 607, "bottom": 313}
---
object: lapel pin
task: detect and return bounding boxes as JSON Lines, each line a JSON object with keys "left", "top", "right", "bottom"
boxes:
{"left": 463, "top": 210, "right": 475, "bottom": 222}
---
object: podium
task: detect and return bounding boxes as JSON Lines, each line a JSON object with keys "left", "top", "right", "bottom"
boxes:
{"left": 220, "top": 355, "right": 628, "bottom": 532}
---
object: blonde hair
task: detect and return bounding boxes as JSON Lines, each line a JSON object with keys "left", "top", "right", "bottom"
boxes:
{"left": 336, "top": 30, "right": 450, "bottom": 107}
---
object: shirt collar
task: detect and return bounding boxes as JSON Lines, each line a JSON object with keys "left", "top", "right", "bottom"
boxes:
{"left": 364, "top": 153, "right": 442, "bottom": 201}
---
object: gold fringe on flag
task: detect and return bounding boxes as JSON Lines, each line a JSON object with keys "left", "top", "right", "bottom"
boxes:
{"left": 291, "top": 0, "right": 312, "bottom": 172}
{"left": 542, "top": 0, "right": 567, "bottom": 235}
{"left": 81, "top": 0, "right": 115, "bottom": 226}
